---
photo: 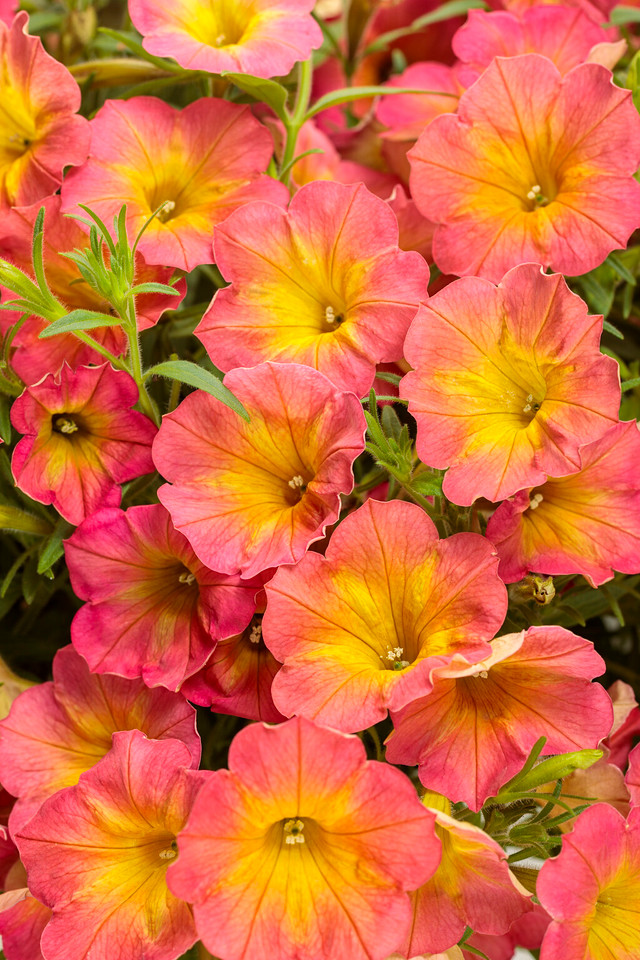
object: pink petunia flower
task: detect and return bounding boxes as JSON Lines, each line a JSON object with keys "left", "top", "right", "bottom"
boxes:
{"left": 16, "top": 731, "right": 204, "bottom": 960}
{"left": 486, "top": 420, "right": 640, "bottom": 587}
{"left": 401, "top": 263, "right": 620, "bottom": 505}
{"left": 167, "top": 716, "right": 442, "bottom": 960}
{"left": 409, "top": 54, "right": 640, "bottom": 281}
{"left": 0, "top": 645, "right": 200, "bottom": 832}
{"left": 61, "top": 96, "right": 288, "bottom": 271}
{"left": 0, "top": 13, "right": 89, "bottom": 209}
{"left": 537, "top": 803, "right": 640, "bottom": 960}
{"left": 65, "top": 504, "right": 263, "bottom": 692}
{"left": 197, "top": 181, "right": 429, "bottom": 397}
{"left": 263, "top": 498, "right": 507, "bottom": 732}
{"left": 453, "top": 7, "right": 625, "bottom": 87}
{"left": 11, "top": 362, "right": 156, "bottom": 525}
{"left": 386, "top": 626, "right": 613, "bottom": 810}
{"left": 154, "top": 361, "right": 366, "bottom": 579}
{"left": 129, "top": 0, "right": 322, "bottom": 79}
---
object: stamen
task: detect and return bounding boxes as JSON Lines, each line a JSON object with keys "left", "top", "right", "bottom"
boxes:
{"left": 325, "top": 306, "right": 336, "bottom": 325}
{"left": 249, "top": 623, "right": 262, "bottom": 644}
{"left": 55, "top": 417, "right": 78, "bottom": 434}
{"left": 215, "top": 33, "right": 227, "bottom": 46}
{"left": 529, "top": 492, "right": 544, "bottom": 511}
{"left": 526, "top": 185, "right": 541, "bottom": 201}
{"left": 159, "top": 843, "right": 178, "bottom": 860}
{"left": 157, "top": 200, "right": 176, "bottom": 222}
{"left": 471, "top": 669, "right": 489, "bottom": 679}
{"left": 288, "top": 475, "right": 305, "bottom": 490}
{"left": 283, "top": 819, "right": 305, "bottom": 845}
{"left": 178, "top": 571, "right": 196, "bottom": 586}
{"left": 385, "top": 647, "right": 410, "bottom": 670}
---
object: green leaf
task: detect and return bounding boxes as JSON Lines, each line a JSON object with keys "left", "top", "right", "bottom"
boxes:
{"left": 627, "top": 50, "right": 640, "bottom": 113}
{"left": 38, "top": 310, "right": 122, "bottom": 338}
{"left": 409, "top": 473, "right": 444, "bottom": 497}
{"left": 37, "top": 518, "right": 74, "bottom": 575}
{"left": 364, "top": 0, "right": 487, "bottom": 53}
{"left": 0, "top": 396, "right": 11, "bottom": 444}
{"left": 130, "top": 282, "right": 182, "bottom": 297}
{"left": 145, "top": 360, "right": 249, "bottom": 421}
{"left": 306, "top": 85, "right": 458, "bottom": 118}
{"left": 609, "top": 4, "right": 640, "bottom": 23}
{"left": 603, "top": 318, "right": 624, "bottom": 340}
{"left": 375, "top": 371, "right": 402, "bottom": 386}
{"left": 622, "top": 376, "right": 640, "bottom": 392}
{"left": 222, "top": 72, "right": 289, "bottom": 122}
{"left": 606, "top": 252, "right": 636, "bottom": 285}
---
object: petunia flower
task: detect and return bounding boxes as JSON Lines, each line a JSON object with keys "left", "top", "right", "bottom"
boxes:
{"left": 0, "top": 12, "right": 89, "bottom": 209}
{"left": 399, "top": 798, "right": 531, "bottom": 956}
{"left": 0, "top": 196, "right": 185, "bottom": 384}
{"left": 0, "top": 890, "right": 50, "bottom": 960}
{"left": 167, "top": 716, "right": 442, "bottom": 960}
{"left": 16, "top": 731, "right": 204, "bottom": 960}
{"left": 401, "top": 263, "right": 620, "bottom": 505}
{"left": 129, "top": 0, "right": 322, "bottom": 79}
{"left": 154, "top": 361, "right": 366, "bottom": 578}
{"left": 65, "top": 504, "right": 264, "bottom": 692}
{"left": 181, "top": 611, "right": 286, "bottom": 722}
{"left": 537, "top": 803, "right": 640, "bottom": 960}
{"left": 605, "top": 680, "right": 640, "bottom": 769}
{"left": 452, "top": 7, "right": 625, "bottom": 87}
{"left": 61, "top": 96, "right": 288, "bottom": 271}
{"left": 263, "top": 498, "right": 507, "bottom": 732}
{"left": 0, "top": 645, "right": 200, "bottom": 832}
{"left": 11, "top": 362, "right": 156, "bottom": 525}
{"left": 197, "top": 181, "right": 428, "bottom": 397}
{"left": 409, "top": 54, "right": 640, "bottom": 281}
{"left": 486, "top": 420, "right": 640, "bottom": 587}
{"left": 386, "top": 626, "right": 614, "bottom": 810}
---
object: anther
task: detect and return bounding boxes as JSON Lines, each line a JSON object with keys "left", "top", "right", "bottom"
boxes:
{"left": 288, "top": 475, "right": 305, "bottom": 490}
{"left": 158, "top": 200, "right": 176, "bottom": 222}
{"left": 526, "top": 185, "right": 541, "bottom": 201}
{"left": 249, "top": 623, "right": 262, "bottom": 644}
{"left": 529, "top": 492, "right": 544, "bottom": 511}
{"left": 284, "top": 819, "right": 305, "bottom": 845}
{"left": 55, "top": 417, "right": 78, "bottom": 434}
{"left": 325, "top": 306, "right": 336, "bottom": 325}
{"left": 159, "top": 843, "right": 178, "bottom": 860}
{"left": 178, "top": 571, "right": 196, "bottom": 586}
{"left": 471, "top": 669, "right": 489, "bottom": 679}
{"left": 215, "top": 33, "right": 227, "bottom": 45}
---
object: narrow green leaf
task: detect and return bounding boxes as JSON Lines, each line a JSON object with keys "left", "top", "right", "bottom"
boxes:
{"left": 37, "top": 518, "right": 74, "bottom": 575}
{"left": 279, "top": 148, "right": 325, "bottom": 181}
{"left": 375, "top": 371, "right": 402, "bottom": 386}
{"left": 621, "top": 376, "right": 640, "bottom": 392}
{"left": 222, "top": 72, "right": 289, "bottom": 122}
{"left": 603, "top": 319, "right": 624, "bottom": 340}
{"left": 145, "top": 360, "right": 250, "bottom": 421}
{"left": 97, "top": 27, "right": 185, "bottom": 74}
{"left": 609, "top": 4, "right": 640, "bottom": 23}
{"left": 306, "top": 85, "right": 458, "bottom": 118}
{"left": 21, "top": 556, "right": 40, "bottom": 605}
{"left": 38, "top": 310, "right": 121, "bottom": 338}
{"left": 130, "top": 282, "right": 181, "bottom": 297}
{"left": 606, "top": 252, "right": 636, "bottom": 285}
{"left": 77, "top": 204, "right": 117, "bottom": 255}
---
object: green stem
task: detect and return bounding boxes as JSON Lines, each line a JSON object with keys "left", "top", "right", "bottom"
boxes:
{"left": 123, "top": 300, "right": 161, "bottom": 426}
{"left": 279, "top": 57, "right": 314, "bottom": 185}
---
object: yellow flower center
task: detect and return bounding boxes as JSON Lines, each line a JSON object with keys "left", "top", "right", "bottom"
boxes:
{"left": 589, "top": 872, "right": 640, "bottom": 957}
{"left": 283, "top": 819, "right": 305, "bottom": 845}
{"left": 0, "top": 83, "right": 37, "bottom": 173}
{"left": 183, "top": 0, "right": 254, "bottom": 49}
